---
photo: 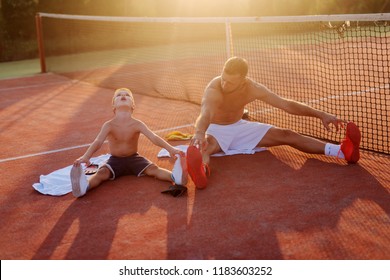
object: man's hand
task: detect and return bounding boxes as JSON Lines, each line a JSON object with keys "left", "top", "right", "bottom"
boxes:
{"left": 321, "top": 112, "right": 345, "bottom": 132}
{"left": 190, "top": 131, "right": 208, "bottom": 151}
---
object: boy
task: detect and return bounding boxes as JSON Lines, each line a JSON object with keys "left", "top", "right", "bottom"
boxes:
{"left": 70, "top": 88, "right": 187, "bottom": 198}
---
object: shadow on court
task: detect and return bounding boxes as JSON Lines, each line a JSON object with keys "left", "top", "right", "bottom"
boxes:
{"left": 29, "top": 150, "right": 390, "bottom": 260}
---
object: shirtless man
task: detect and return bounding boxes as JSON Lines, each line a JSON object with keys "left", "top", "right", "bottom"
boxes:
{"left": 70, "top": 88, "right": 187, "bottom": 198}
{"left": 187, "top": 56, "right": 360, "bottom": 188}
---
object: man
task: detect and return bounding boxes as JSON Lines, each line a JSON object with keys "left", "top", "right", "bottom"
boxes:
{"left": 187, "top": 57, "right": 361, "bottom": 189}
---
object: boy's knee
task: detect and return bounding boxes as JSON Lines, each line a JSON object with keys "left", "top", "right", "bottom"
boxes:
{"left": 96, "top": 166, "right": 111, "bottom": 179}
{"left": 143, "top": 164, "right": 158, "bottom": 176}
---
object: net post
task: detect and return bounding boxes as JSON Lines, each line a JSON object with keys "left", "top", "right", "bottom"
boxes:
{"left": 225, "top": 19, "right": 234, "bottom": 58}
{"left": 35, "top": 13, "right": 47, "bottom": 73}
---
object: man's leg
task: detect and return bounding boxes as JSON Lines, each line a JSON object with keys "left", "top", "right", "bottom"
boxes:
{"left": 257, "top": 125, "right": 361, "bottom": 163}
{"left": 257, "top": 127, "right": 326, "bottom": 153}
{"left": 202, "top": 135, "right": 222, "bottom": 165}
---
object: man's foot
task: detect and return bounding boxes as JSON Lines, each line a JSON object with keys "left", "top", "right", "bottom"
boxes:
{"left": 242, "top": 108, "right": 249, "bottom": 119}
{"left": 70, "top": 165, "right": 89, "bottom": 197}
{"left": 172, "top": 154, "right": 188, "bottom": 186}
{"left": 340, "top": 122, "right": 361, "bottom": 163}
{"left": 186, "top": 145, "right": 208, "bottom": 189}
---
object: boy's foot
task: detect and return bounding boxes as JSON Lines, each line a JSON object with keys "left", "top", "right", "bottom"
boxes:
{"left": 172, "top": 154, "right": 188, "bottom": 186}
{"left": 70, "top": 165, "right": 89, "bottom": 197}
{"left": 340, "top": 122, "right": 361, "bottom": 163}
{"left": 186, "top": 145, "right": 208, "bottom": 189}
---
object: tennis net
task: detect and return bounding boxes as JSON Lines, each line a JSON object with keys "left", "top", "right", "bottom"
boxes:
{"left": 36, "top": 13, "right": 390, "bottom": 154}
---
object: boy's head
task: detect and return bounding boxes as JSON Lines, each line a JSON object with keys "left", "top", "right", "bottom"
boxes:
{"left": 112, "top": 88, "right": 135, "bottom": 113}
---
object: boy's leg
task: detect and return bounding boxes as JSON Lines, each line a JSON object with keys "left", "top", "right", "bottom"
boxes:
{"left": 143, "top": 164, "right": 174, "bottom": 182}
{"left": 171, "top": 154, "right": 188, "bottom": 186}
{"left": 88, "top": 167, "right": 111, "bottom": 190}
{"left": 70, "top": 165, "right": 111, "bottom": 198}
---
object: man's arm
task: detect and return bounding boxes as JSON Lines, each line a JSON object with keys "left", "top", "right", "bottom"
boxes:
{"left": 253, "top": 82, "right": 344, "bottom": 131}
{"left": 191, "top": 88, "right": 220, "bottom": 148}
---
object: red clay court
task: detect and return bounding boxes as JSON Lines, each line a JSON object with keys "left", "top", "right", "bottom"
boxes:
{"left": 0, "top": 72, "right": 389, "bottom": 260}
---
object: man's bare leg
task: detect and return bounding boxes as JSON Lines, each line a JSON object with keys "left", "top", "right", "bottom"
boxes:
{"left": 258, "top": 127, "right": 326, "bottom": 154}
{"left": 202, "top": 135, "right": 222, "bottom": 165}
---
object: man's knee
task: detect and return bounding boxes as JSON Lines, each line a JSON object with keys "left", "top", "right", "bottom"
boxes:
{"left": 259, "top": 127, "right": 297, "bottom": 146}
{"left": 205, "top": 135, "right": 221, "bottom": 155}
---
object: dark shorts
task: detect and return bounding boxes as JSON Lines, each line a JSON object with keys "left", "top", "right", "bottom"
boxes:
{"left": 102, "top": 153, "right": 153, "bottom": 180}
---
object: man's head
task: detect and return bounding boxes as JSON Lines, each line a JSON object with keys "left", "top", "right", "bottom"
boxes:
{"left": 112, "top": 88, "right": 135, "bottom": 113}
{"left": 223, "top": 56, "right": 248, "bottom": 77}
{"left": 220, "top": 57, "right": 248, "bottom": 94}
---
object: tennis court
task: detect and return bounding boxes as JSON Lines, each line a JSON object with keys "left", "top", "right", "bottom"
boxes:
{"left": 0, "top": 13, "right": 389, "bottom": 260}
{"left": 0, "top": 70, "right": 389, "bottom": 260}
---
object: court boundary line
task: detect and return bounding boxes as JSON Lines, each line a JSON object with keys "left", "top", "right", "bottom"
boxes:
{"left": 0, "top": 124, "right": 193, "bottom": 164}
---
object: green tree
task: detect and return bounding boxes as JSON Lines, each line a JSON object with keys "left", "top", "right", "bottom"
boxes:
{"left": 1, "top": 0, "right": 37, "bottom": 39}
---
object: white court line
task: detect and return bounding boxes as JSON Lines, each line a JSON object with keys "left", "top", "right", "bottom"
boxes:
{"left": 0, "top": 80, "right": 77, "bottom": 93}
{"left": 0, "top": 124, "right": 193, "bottom": 164}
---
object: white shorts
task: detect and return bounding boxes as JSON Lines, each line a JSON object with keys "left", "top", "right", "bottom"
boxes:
{"left": 206, "top": 120, "right": 273, "bottom": 155}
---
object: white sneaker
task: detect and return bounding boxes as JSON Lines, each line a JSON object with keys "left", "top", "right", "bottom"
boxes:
{"left": 70, "top": 165, "right": 89, "bottom": 198}
{"left": 171, "top": 154, "right": 188, "bottom": 186}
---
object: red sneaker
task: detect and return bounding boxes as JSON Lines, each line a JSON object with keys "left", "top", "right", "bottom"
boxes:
{"left": 186, "top": 145, "right": 208, "bottom": 189}
{"left": 340, "top": 122, "right": 361, "bottom": 163}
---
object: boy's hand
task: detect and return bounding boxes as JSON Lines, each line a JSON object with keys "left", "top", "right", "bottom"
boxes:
{"left": 169, "top": 148, "right": 185, "bottom": 158}
{"left": 73, "top": 156, "right": 90, "bottom": 167}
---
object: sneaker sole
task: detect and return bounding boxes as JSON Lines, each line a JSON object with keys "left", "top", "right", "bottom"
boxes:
{"left": 346, "top": 122, "right": 361, "bottom": 163}
{"left": 186, "top": 146, "right": 207, "bottom": 189}
{"left": 70, "top": 165, "right": 82, "bottom": 197}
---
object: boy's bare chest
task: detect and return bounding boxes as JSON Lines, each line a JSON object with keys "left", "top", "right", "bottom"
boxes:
{"left": 109, "top": 124, "right": 139, "bottom": 141}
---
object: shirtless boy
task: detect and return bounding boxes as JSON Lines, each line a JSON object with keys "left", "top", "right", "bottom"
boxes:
{"left": 187, "top": 56, "right": 361, "bottom": 188}
{"left": 70, "top": 88, "right": 187, "bottom": 198}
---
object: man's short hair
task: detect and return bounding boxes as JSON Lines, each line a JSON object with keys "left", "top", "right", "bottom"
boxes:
{"left": 223, "top": 57, "right": 248, "bottom": 77}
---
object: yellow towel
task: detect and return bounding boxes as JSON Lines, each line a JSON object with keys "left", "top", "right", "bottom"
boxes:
{"left": 165, "top": 131, "right": 193, "bottom": 140}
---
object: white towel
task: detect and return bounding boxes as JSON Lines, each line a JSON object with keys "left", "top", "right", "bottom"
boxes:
{"left": 33, "top": 145, "right": 266, "bottom": 196}
{"left": 32, "top": 154, "right": 110, "bottom": 196}
{"left": 158, "top": 144, "right": 266, "bottom": 158}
